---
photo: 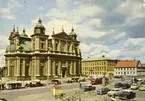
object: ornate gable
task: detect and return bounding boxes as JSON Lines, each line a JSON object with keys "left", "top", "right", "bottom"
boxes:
{"left": 52, "top": 32, "right": 73, "bottom": 40}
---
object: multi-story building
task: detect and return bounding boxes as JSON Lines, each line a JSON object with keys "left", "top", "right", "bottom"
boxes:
{"left": 114, "top": 60, "right": 145, "bottom": 76}
{"left": 82, "top": 55, "right": 118, "bottom": 77}
{"left": 4, "top": 18, "right": 82, "bottom": 81}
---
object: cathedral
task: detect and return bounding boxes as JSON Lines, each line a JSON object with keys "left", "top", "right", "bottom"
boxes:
{"left": 4, "top": 18, "right": 82, "bottom": 81}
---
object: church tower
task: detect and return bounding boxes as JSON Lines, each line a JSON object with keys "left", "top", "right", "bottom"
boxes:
{"left": 69, "top": 27, "right": 77, "bottom": 41}
{"left": 31, "top": 18, "right": 49, "bottom": 52}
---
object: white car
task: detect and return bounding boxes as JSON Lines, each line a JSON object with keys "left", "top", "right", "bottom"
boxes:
{"left": 131, "top": 83, "right": 140, "bottom": 90}
{"left": 107, "top": 88, "right": 121, "bottom": 97}
{"left": 139, "top": 85, "right": 145, "bottom": 91}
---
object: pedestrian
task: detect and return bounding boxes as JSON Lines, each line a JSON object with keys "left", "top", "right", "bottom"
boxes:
{"left": 79, "top": 83, "right": 82, "bottom": 88}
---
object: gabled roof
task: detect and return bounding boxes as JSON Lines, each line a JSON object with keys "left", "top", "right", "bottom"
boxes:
{"left": 116, "top": 60, "right": 139, "bottom": 68}
{"left": 52, "top": 31, "right": 73, "bottom": 40}
{"left": 143, "top": 63, "right": 145, "bottom": 68}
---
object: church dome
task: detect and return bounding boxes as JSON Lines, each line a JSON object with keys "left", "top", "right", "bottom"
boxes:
{"left": 6, "top": 44, "right": 16, "bottom": 52}
{"left": 20, "top": 28, "right": 28, "bottom": 37}
{"left": 34, "top": 18, "right": 45, "bottom": 29}
{"left": 69, "top": 27, "right": 77, "bottom": 36}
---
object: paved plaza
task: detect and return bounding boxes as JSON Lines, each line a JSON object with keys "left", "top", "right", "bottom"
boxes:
{"left": 1, "top": 79, "right": 145, "bottom": 101}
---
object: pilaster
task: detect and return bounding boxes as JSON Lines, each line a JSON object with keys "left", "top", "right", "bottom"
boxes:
{"left": 16, "top": 57, "right": 20, "bottom": 76}
{"left": 47, "top": 57, "right": 52, "bottom": 76}
{"left": 74, "top": 60, "right": 76, "bottom": 75}
{"left": 58, "top": 61, "right": 61, "bottom": 75}
{"left": 7, "top": 59, "right": 10, "bottom": 76}
{"left": 36, "top": 58, "right": 40, "bottom": 76}
{"left": 22, "top": 59, "right": 25, "bottom": 76}
{"left": 52, "top": 60, "right": 55, "bottom": 76}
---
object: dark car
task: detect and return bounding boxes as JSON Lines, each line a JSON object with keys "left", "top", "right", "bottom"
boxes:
{"left": 114, "top": 82, "right": 123, "bottom": 88}
{"left": 80, "top": 84, "right": 96, "bottom": 92}
{"left": 97, "top": 87, "right": 111, "bottom": 95}
{"left": 122, "top": 83, "right": 130, "bottom": 89}
{"left": 118, "top": 90, "right": 136, "bottom": 100}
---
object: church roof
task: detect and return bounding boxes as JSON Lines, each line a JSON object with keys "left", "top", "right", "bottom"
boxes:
{"left": 19, "top": 29, "right": 28, "bottom": 37}
{"left": 52, "top": 31, "right": 73, "bottom": 40}
{"left": 6, "top": 44, "right": 16, "bottom": 52}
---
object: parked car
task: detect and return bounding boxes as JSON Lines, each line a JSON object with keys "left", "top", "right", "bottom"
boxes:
{"left": 114, "top": 82, "right": 123, "bottom": 88}
{"left": 114, "top": 75, "right": 122, "bottom": 78}
{"left": 107, "top": 88, "right": 121, "bottom": 97}
{"left": 71, "top": 77, "right": 79, "bottom": 82}
{"left": 51, "top": 79, "right": 62, "bottom": 84}
{"left": 118, "top": 90, "right": 136, "bottom": 100}
{"left": 80, "top": 84, "right": 96, "bottom": 92}
{"left": 66, "top": 78, "right": 73, "bottom": 83}
{"left": 78, "top": 77, "right": 86, "bottom": 82}
{"left": 97, "top": 87, "right": 111, "bottom": 95}
{"left": 131, "top": 83, "right": 140, "bottom": 90}
{"left": 122, "top": 83, "right": 130, "bottom": 89}
{"left": 139, "top": 84, "right": 145, "bottom": 91}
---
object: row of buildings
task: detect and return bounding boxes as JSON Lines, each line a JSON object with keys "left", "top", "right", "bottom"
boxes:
{"left": 82, "top": 56, "right": 145, "bottom": 77}
{"left": 1, "top": 18, "right": 145, "bottom": 81}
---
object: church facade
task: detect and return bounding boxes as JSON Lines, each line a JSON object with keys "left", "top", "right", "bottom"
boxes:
{"left": 4, "top": 18, "right": 82, "bottom": 81}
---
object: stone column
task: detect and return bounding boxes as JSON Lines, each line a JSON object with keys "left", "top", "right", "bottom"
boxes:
{"left": 16, "top": 57, "right": 20, "bottom": 76}
{"left": 36, "top": 58, "right": 40, "bottom": 76}
{"left": 58, "top": 61, "right": 61, "bottom": 76}
{"left": 52, "top": 40, "right": 55, "bottom": 51}
{"left": 46, "top": 39, "right": 48, "bottom": 51}
{"left": 70, "top": 61, "right": 72, "bottom": 75}
{"left": 58, "top": 40, "right": 61, "bottom": 51}
{"left": 47, "top": 57, "right": 52, "bottom": 76}
{"left": 66, "top": 61, "right": 69, "bottom": 76}
{"left": 74, "top": 60, "right": 76, "bottom": 75}
{"left": 52, "top": 60, "right": 55, "bottom": 76}
{"left": 22, "top": 59, "right": 25, "bottom": 76}
{"left": 7, "top": 59, "right": 10, "bottom": 76}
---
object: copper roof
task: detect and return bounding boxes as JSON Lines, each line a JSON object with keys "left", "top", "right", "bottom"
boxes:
{"left": 115, "top": 60, "right": 139, "bottom": 68}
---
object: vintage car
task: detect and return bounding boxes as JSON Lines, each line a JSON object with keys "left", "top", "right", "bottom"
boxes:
{"left": 139, "top": 84, "right": 145, "bottom": 91}
{"left": 121, "top": 83, "right": 131, "bottom": 89}
{"left": 130, "top": 83, "right": 140, "bottom": 90}
{"left": 71, "top": 77, "right": 79, "bottom": 82}
{"left": 4, "top": 81, "right": 22, "bottom": 89}
{"left": 107, "top": 88, "right": 121, "bottom": 97}
{"left": 78, "top": 77, "right": 86, "bottom": 82}
{"left": 51, "top": 79, "right": 62, "bottom": 84}
{"left": 66, "top": 78, "right": 73, "bottom": 83}
{"left": 114, "top": 82, "right": 123, "bottom": 88}
{"left": 97, "top": 87, "right": 111, "bottom": 95}
{"left": 118, "top": 90, "right": 136, "bottom": 100}
{"left": 80, "top": 84, "right": 96, "bottom": 92}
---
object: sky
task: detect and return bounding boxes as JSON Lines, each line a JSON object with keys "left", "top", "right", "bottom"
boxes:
{"left": 0, "top": 0, "right": 145, "bottom": 67}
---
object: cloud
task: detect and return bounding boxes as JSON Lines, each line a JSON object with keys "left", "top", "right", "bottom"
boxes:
{"left": 0, "top": 35, "right": 9, "bottom": 49}
{"left": 0, "top": 8, "right": 15, "bottom": 19}
{"left": 56, "top": 0, "right": 67, "bottom": 8}
{"left": 7, "top": 0, "right": 21, "bottom": 8}
{"left": 117, "top": 38, "right": 145, "bottom": 60}
{"left": 38, "top": 6, "right": 45, "bottom": 11}
{"left": 0, "top": 35, "right": 8, "bottom": 67}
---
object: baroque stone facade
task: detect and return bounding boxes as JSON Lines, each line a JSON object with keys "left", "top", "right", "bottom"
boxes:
{"left": 4, "top": 18, "right": 82, "bottom": 81}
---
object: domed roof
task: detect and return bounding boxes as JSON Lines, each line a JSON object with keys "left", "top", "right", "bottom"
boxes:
{"left": 6, "top": 44, "right": 16, "bottom": 52}
{"left": 20, "top": 29, "right": 28, "bottom": 37}
{"left": 69, "top": 27, "right": 77, "bottom": 36}
{"left": 34, "top": 18, "right": 45, "bottom": 29}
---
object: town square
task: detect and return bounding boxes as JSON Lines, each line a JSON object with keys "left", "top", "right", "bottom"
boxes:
{"left": 0, "top": 0, "right": 145, "bottom": 101}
